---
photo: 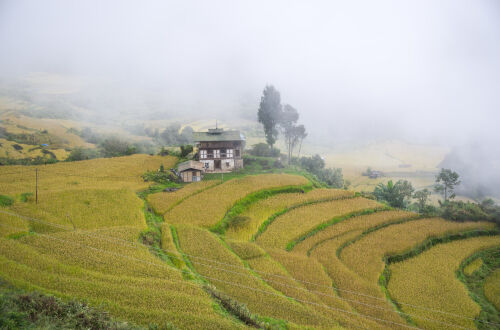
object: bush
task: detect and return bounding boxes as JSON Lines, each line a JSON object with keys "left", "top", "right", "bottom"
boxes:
{"left": 439, "top": 201, "right": 491, "bottom": 222}
{"left": 66, "top": 147, "right": 100, "bottom": 162}
{"left": 180, "top": 145, "right": 193, "bottom": 158}
{"left": 99, "top": 137, "right": 136, "bottom": 157}
{"left": 248, "top": 143, "right": 280, "bottom": 157}
{"left": 0, "top": 195, "right": 14, "bottom": 207}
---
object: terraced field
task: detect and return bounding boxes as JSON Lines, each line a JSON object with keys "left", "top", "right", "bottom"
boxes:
{"left": 164, "top": 173, "right": 309, "bottom": 227}
{"left": 485, "top": 269, "right": 500, "bottom": 311}
{"left": 225, "top": 188, "right": 354, "bottom": 241}
{"left": 1, "top": 157, "right": 499, "bottom": 329}
{"left": 256, "top": 197, "right": 381, "bottom": 249}
{"left": 388, "top": 236, "right": 500, "bottom": 329}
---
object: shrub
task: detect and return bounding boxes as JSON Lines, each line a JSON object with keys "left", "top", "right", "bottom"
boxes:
{"left": 180, "top": 145, "right": 193, "bottom": 158}
{"left": 0, "top": 195, "right": 14, "bottom": 207}
{"left": 248, "top": 143, "right": 280, "bottom": 157}
{"left": 66, "top": 147, "right": 100, "bottom": 162}
{"left": 99, "top": 137, "right": 136, "bottom": 157}
{"left": 439, "top": 200, "right": 491, "bottom": 222}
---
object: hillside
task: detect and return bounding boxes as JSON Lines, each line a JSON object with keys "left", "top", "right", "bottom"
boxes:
{"left": 1, "top": 156, "right": 499, "bottom": 329}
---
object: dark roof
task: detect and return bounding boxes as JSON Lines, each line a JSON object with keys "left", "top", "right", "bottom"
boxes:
{"left": 193, "top": 128, "right": 245, "bottom": 142}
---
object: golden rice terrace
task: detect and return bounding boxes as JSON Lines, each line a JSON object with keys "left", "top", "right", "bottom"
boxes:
{"left": 0, "top": 155, "right": 499, "bottom": 329}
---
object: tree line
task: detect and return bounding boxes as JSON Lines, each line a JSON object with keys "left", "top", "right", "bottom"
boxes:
{"left": 373, "top": 168, "right": 500, "bottom": 224}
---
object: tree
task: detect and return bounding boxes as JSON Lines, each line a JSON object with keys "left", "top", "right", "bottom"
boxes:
{"left": 413, "top": 189, "right": 431, "bottom": 213}
{"left": 280, "top": 104, "right": 299, "bottom": 163}
{"left": 258, "top": 85, "right": 282, "bottom": 149}
{"left": 374, "top": 180, "right": 414, "bottom": 208}
{"left": 296, "top": 125, "right": 307, "bottom": 159}
{"left": 434, "top": 168, "right": 460, "bottom": 201}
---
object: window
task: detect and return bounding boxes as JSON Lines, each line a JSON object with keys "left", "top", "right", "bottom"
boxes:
{"left": 200, "top": 149, "right": 207, "bottom": 159}
{"left": 226, "top": 149, "right": 233, "bottom": 158}
{"left": 235, "top": 149, "right": 240, "bottom": 157}
{"left": 214, "top": 149, "right": 220, "bottom": 158}
{"left": 204, "top": 162, "right": 209, "bottom": 169}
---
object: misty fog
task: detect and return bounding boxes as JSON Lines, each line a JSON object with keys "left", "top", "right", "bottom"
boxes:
{"left": 1, "top": 0, "right": 500, "bottom": 195}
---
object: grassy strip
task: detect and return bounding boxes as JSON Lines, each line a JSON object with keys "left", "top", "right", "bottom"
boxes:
{"left": 377, "top": 267, "right": 417, "bottom": 326}
{"left": 210, "top": 184, "right": 313, "bottom": 235}
{"left": 378, "top": 229, "right": 500, "bottom": 328}
{"left": 251, "top": 195, "right": 357, "bottom": 242}
{"left": 137, "top": 188, "right": 185, "bottom": 269}
{"left": 335, "top": 215, "right": 425, "bottom": 258}
{"left": 456, "top": 247, "right": 500, "bottom": 329}
{"left": 285, "top": 207, "right": 392, "bottom": 251}
{"left": 0, "top": 279, "right": 146, "bottom": 329}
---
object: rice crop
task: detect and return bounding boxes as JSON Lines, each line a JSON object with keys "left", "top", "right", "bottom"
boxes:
{"left": 225, "top": 188, "right": 354, "bottom": 241}
{"left": 165, "top": 174, "right": 308, "bottom": 227}
{"left": 387, "top": 236, "right": 500, "bottom": 329}
{"left": 339, "top": 218, "right": 496, "bottom": 283}
{"left": 484, "top": 269, "right": 500, "bottom": 310}
{"left": 0, "top": 154, "right": 177, "bottom": 196}
{"left": 0, "top": 230, "right": 240, "bottom": 329}
{"left": 309, "top": 231, "right": 408, "bottom": 328}
{"left": 175, "top": 224, "right": 342, "bottom": 329}
{"left": 463, "top": 257, "right": 484, "bottom": 276}
{"left": 256, "top": 197, "right": 381, "bottom": 250}
{"left": 227, "top": 240, "right": 266, "bottom": 260}
{"left": 293, "top": 210, "right": 416, "bottom": 255}
{"left": 147, "top": 180, "right": 219, "bottom": 214}
{"left": 0, "top": 211, "right": 30, "bottom": 237}
{"left": 265, "top": 247, "right": 387, "bottom": 329}
{"left": 10, "top": 188, "right": 146, "bottom": 231}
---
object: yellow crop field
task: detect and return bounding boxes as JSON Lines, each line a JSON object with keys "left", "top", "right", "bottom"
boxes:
{"left": 388, "top": 236, "right": 500, "bottom": 329}
{"left": 225, "top": 188, "right": 354, "bottom": 241}
{"left": 227, "top": 240, "right": 266, "bottom": 260}
{"left": 293, "top": 210, "right": 416, "bottom": 255}
{"left": 147, "top": 180, "right": 219, "bottom": 214}
{"left": 9, "top": 188, "right": 146, "bottom": 231}
{"left": 484, "top": 269, "right": 500, "bottom": 310}
{"left": 0, "top": 211, "right": 30, "bottom": 237}
{"left": 340, "top": 218, "right": 495, "bottom": 283}
{"left": 0, "top": 228, "right": 241, "bottom": 329}
{"left": 256, "top": 197, "right": 381, "bottom": 249}
{"left": 310, "top": 231, "right": 409, "bottom": 327}
{"left": 265, "top": 248, "right": 386, "bottom": 329}
{"left": 175, "top": 224, "right": 342, "bottom": 329}
{"left": 463, "top": 257, "right": 483, "bottom": 276}
{"left": 0, "top": 154, "right": 177, "bottom": 196}
{"left": 165, "top": 174, "right": 308, "bottom": 227}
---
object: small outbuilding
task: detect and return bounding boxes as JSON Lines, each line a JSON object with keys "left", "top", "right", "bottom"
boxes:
{"left": 177, "top": 160, "right": 204, "bottom": 182}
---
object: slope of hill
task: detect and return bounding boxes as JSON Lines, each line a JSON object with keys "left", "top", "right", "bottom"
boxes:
{"left": 1, "top": 155, "right": 498, "bottom": 329}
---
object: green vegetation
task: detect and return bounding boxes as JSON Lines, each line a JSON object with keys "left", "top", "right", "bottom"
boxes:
{"left": 373, "top": 179, "right": 414, "bottom": 208}
{"left": 0, "top": 280, "right": 143, "bottom": 330}
{"left": 434, "top": 168, "right": 461, "bottom": 201}
{"left": 0, "top": 195, "right": 14, "bottom": 207}
{"left": 457, "top": 248, "right": 500, "bottom": 329}
{"left": 211, "top": 184, "right": 313, "bottom": 234}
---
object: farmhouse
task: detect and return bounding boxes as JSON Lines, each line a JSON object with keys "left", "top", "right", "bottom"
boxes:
{"left": 193, "top": 127, "right": 245, "bottom": 172}
{"left": 177, "top": 160, "right": 204, "bottom": 182}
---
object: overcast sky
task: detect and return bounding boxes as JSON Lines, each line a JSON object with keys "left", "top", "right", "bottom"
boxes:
{"left": 1, "top": 0, "right": 499, "bottom": 145}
